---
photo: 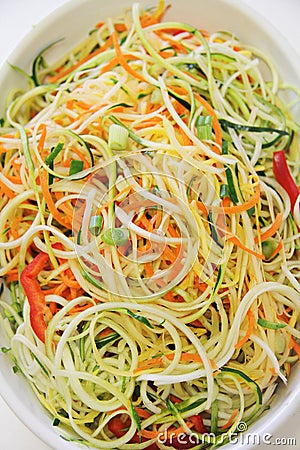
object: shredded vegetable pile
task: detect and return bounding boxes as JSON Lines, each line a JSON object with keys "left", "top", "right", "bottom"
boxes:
{"left": 0, "top": 1, "right": 300, "bottom": 448}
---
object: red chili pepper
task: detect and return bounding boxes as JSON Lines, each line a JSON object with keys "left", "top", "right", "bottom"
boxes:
{"left": 20, "top": 252, "right": 50, "bottom": 343}
{"left": 273, "top": 150, "right": 299, "bottom": 211}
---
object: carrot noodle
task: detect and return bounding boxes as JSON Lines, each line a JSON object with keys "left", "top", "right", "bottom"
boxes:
{"left": 0, "top": 1, "right": 299, "bottom": 449}
{"left": 235, "top": 309, "right": 255, "bottom": 349}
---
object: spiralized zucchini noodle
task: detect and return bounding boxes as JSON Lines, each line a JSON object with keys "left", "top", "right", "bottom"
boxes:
{"left": 0, "top": 1, "right": 300, "bottom": 448}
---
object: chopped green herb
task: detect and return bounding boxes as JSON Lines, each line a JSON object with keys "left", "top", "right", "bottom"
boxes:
{"left": 45, "top": 142, "right": 64, "bottom": 166}
{"left": 69, "top": 159, "right": 84, "bottom": 176}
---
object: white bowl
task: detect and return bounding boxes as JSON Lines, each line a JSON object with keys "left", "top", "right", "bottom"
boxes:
{"left": 0, "top": 1, "right": 299, "bottom": 449}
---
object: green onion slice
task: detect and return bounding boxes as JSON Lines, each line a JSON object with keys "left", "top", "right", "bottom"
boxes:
{"left": 89, "top": 215, "right": 103, "bottom": 236}
{"left": 101, "top": 227, "right": 130, "bottom": 246}
{"left": 45, "top": 142, "right": 64, "bottom": 165}
{"left": 196, "top": 115, "right": 213, "bottom": 140}
{"left": 69, "top": 160, "right": 84, "bottom": 176}
{"left": 108, "top": 123, "right": 129, "bottom": 150}
{"left": 257, "top": 318, "right": 287, "bottom": 330}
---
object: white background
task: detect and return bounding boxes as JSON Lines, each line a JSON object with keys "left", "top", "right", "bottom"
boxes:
{"left": 0, "top": 0, "right": 300, "bottom": 449}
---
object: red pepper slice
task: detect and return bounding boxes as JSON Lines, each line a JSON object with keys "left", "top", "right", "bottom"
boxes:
{"left": 189, "top": 414, "right": 207, "bottom": 433}
{"left": 20, "top": 252, "right": 50, "bottom": 343}
{"left": 108, "top": 413, "right": 208, "bottom": 449}
{"left": 273, "top": 150, "right": 299, "bottom": 211}
{"left": 108, "top": 417, "right": 158, "bottom": 450}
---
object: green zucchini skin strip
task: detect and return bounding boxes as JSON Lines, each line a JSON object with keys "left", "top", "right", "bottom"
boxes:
{"left": 219, "top": 118, "right": 290, "bottom": 149}
{"left": 220, "top": 367, "right": 263, "bottom": 405}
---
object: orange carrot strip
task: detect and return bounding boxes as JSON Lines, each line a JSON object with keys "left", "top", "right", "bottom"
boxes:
{"left": 167, "top": 245, "right": 184, "bottom": 280}
{"left": 40, "top": 171, "right": 72, "bottom": 229}
{"left": 140, "top": 14, "right": 160, "bottom": 28}
{"left": 68, "top": 302, "right": 93, "bottom": 315}
{"left": 54, "top": 192, "right": 74, "bottom": 219}
{"left": 60, "top": 270, "right": 81, "bottom": 289}
{"left": 159, "top": 50, "right": 176, "bottom": 59}
{"left": 100, "top": 56, "right": 118, "bottom": 74}
{"left": 95, "top": 185, "right": 132, "bottom": 214}
{"left": 235, "top": 309, "right": 254, "bottom": 348}
{"left": 137, "top": 214, "right": 154, "bottom": 231}
{"left": 49, "top": 302, "right": 58, "bottom": 315}
{"left": 134, "top": 352, "right": 203, "bottom": 374}
{"left": 0, "top": 144, "right": 12, "bottom": 155}
{"left": 162, "top": 245, "right": 177, "bottom": 263}
{"left": 114, "top": 23, "right": 127, "bottom": 32}
{"left": 98, "top": 328, "right": 114, "bottom": 339}
{"left": 176, "top": 125, "right": 192, "bottom": 145}
{"left": 10, "top": 216, "right": 24, "bottom": 239}
{"left": 37, "top": 124, "right": 47, "bottom": 154}
{"left": 167, "top": 223, "right": 180, "bottom": 238}
{"left": 95, "top": 21, "right": 104, "bottom": 29}
{"left": 168, "top": 86, "right": 188, "bottom": 96}
{"left": 214, "top": 182, "right": 261, "bottom": 214}
{"left": 221, "top": 409, "right": 239, "bottom": 430}
{"left": 66, "top": 99, "right": 74, "bottom": 110}
{"left": 5, "top": 175, "right": 22, "bottom": 185}
{"left": 264, "top": 239, "right": 283, "bottom": 261}
{"left": 53, "top": 284, "right": 70, "bottom": 298}
{"left": 0, "top": 180, "right": 15, "bottom": 199}
{"left": 5, "top": 269, "right": 19, "bottom": 283}
{"left": 144, "top": 262, "right": 154, "bottom": 277}
{"left": 134, "top": 118, "right": 162, "bottom": 130}
{"left": 222, "top": 196, "right": 231, "bottom": 207}
{"left": 155, "top": 30, "right": 188, "bottom": 53}
{"left": 163, "top": 291, "right": 176, "bottom": 301}
{"left": 112, "top": 31, "right": 146, "bottom": 82}
{"left": 134, "top": 408, "right": 152, "bottom": 419}
{"left": 48, "top": 35, "right": 113, "bottom": 83}
{"left": 194, "top": 278, "right": 208, "bottom": 292}
{"left": 227, "top": 235, "right": 264, "bottom": 259}
{"left": 254, "top": 213, "right": 283, "bottom": 243}
{"left": 195, "top": 200, "right": 209, "bottom": 216}
{"left": 178, "top": 352, "right": 202, "bottom": 363}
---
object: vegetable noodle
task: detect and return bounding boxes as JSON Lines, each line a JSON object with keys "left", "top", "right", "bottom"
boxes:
{"left": 0, "top": 1, "right": 299, "bottom": 448}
